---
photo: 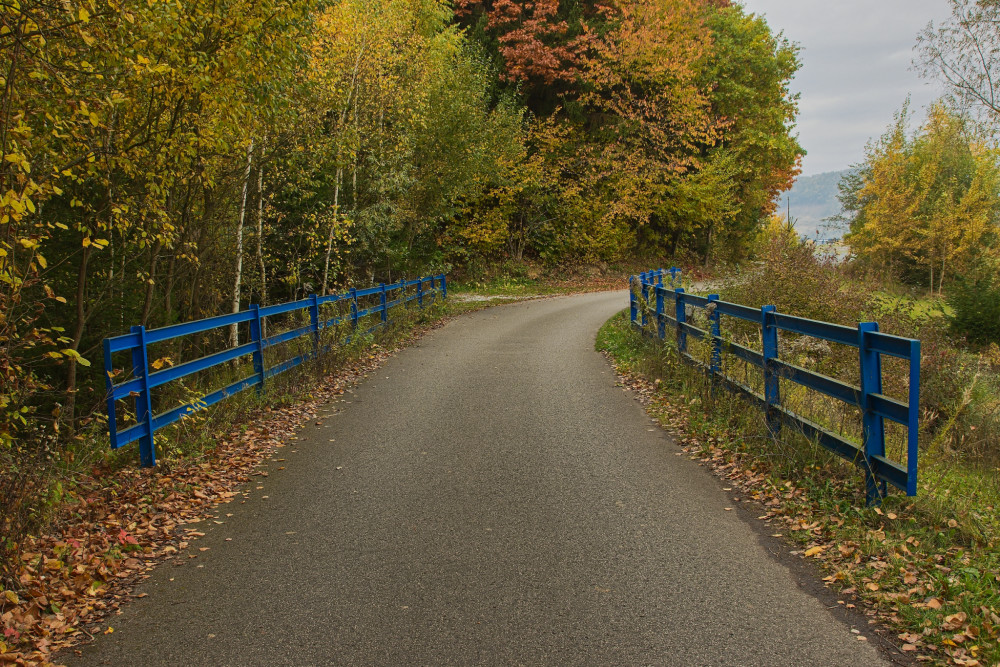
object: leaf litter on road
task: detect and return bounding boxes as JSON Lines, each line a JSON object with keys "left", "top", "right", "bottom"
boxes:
{"left": 0, "top": 318, "right": 452, "bottom": 666}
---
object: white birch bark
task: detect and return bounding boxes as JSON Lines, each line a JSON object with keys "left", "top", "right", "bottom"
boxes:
{"left": 321, "top": 38, "right": 365, "bottom": 296}
{"left": 230, "top": 140, "right": 254, "bottom": 348}
{"left": 256, "top": 133, "right": 268, "bottom": 308}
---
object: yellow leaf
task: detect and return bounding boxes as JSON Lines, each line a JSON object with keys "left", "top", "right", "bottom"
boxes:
{"left": 79, "top": 7, "right": 90, "bottom": 22}
{"left": 36, "top": 253, "right": 46, "bottom": 269}
{"left": 62, "top": 349, "right": 91, "bottom": 367}
{"left": 804, "top": 546, "right": 824, "bottom": 557}
{"left": 151, "top": 357, "right": 172, "bottom": 370}
{"left": 82, "top": 237, "right": 91, "bottom": 247}
{"left": 4, "top": 590, "right": 18, "bottom": 605}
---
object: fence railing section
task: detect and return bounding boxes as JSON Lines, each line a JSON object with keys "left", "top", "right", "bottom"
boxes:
{"left": 630, "top": 268, "right": 920, "bottom": 506}
{"left": 104, "top": 275, "right": 447, "bottom": 467}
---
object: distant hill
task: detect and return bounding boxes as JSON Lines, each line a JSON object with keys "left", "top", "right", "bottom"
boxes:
{"left": 775, "top": 169, "right": 853, "bottom": 240}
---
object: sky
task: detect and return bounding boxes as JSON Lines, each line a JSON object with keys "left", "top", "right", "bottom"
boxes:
{"left": 737, "top": 0, "right": 954, "bottom": 176}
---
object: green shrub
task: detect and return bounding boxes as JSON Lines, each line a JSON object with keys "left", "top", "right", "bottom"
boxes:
{"left": 947, "top": 268, "right": 1000, "bottom": 345}
{"left": 715, "top": 240, "right": 1000, "bottom": 464}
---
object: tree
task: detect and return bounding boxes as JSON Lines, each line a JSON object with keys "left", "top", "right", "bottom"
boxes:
{"left": 694, "top": 6, "right": 802, "bottom": 261}
{"left": 840, "top": 101, "right": 1000, "bottom": 292}
{"left": 917, "top": 0, "right": 1000, "bottom": 128}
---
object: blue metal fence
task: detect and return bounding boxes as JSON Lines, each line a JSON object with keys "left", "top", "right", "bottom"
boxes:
{"left": 104, "top": 275, "right": 447, "bottom": 467}
{"left": 630, "top": 268, "right": 920, "bottom": 506}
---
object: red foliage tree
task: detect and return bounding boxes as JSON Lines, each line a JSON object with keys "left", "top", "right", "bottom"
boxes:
{"left": 453, "top": 0, "right": 593, "bottom": 84}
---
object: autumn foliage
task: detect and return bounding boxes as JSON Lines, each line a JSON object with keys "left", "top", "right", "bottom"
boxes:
{"left": 454, "top": 0, "right": 588, "bottom": 84}
{"left": 0, "top": 0, "right": 801, "bottom": 611}
{"left": 455, "top": 0, "right": 801, "bottom": 260}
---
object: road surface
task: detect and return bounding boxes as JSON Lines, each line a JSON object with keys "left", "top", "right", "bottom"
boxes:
{"left": 72, "top": 292, "right": 887, "bottom": 666}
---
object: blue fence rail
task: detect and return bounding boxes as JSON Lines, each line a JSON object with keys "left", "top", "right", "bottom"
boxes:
{"left": 630, "top": 268, "right": 920, "bottom": 506}
{"left": 104, "top": 275, "right": 447, "bottom": 467}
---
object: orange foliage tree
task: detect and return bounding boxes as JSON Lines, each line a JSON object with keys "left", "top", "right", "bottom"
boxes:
{"left": 453, "top": 0, "right": 795, "bottom": 263}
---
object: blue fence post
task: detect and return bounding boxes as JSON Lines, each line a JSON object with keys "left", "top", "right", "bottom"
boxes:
{"left": 249, "top": 304, "right": 266, "bottom": 392}
{"left": 640, "top": 274, "right": 649, "bottom": 329}
{"left": 308, "top": 294, "right": 320, "bottom": 357}
{"left": 349, "top": 289, "right": 358, "bottom": 329}
{"left": 859, "top": 322, "right": 887, "bottom": 506}
{"left": 761, "top": 305, "right": 780, "bottom": 435}
{"left": 708, "top": 294, "right": 721, "bottom": 379}
{"left": 629, "top": 276, "right": 638, "bottom": 325}
{"left": 656, "top": 284, "right": 666, "bottom": 339}
{"left": 130, "top": 324, "right": 156, "bottom": 467}
{"left": 417, "top": 279, "right": 424, "bottom": 308}
{"left": 103, "top": 338, "right": 119, "bottom": 450}
{"left": 379, "top": 283, "right": 388, "bottom": 327}
{"left": 440, "top": 274, "right": 447, "bottom": 299}
{"left": 674, "top": 288, "right": 687, "bottom": 354}
{"left": 906, "top": 340, "right": 921, "bottom": 497}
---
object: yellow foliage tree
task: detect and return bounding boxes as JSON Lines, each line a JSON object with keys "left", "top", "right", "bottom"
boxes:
{"left": 843, "top": 101, "right": 1000, "bottom": 292}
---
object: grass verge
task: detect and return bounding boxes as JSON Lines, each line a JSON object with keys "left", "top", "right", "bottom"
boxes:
{"left": 597, "top": 309, "right": 1000, "bottom": 667}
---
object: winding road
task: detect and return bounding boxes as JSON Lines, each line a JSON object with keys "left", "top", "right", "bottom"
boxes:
{"left": 72, "top": 292, "right": 888, "bottom": 666}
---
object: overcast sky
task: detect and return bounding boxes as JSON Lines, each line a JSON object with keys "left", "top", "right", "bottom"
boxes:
{"left": 737, "top": 0, "right": 954, "bottom": 176}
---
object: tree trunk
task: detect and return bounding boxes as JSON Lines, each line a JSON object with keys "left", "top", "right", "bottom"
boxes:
{"left": 141, "top": 243, "right": 161, "bottom": 328}
{"left": 164, "top": 252, "right": 177, "bottom": 324}
{"left": 320, "top": 41, "right": 364, "bottom": 296}
{"left": 321, "top": 167, "right": 342, "bottom": 296}
{"left": 63, "top": 245, "right": 92, "bottom": 430}
{"left": 230, "top": 141, "right": 254, "bottom": 348}
{"left": 704, "top": 224, "right": 713, "bottom": 268}
{"left": 256, "top": 135, "right": 268, "bottom": 310}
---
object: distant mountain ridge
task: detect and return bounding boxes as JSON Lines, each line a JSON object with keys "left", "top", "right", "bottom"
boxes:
{"left": 777, "top": 169, "right": 853, "bottom": 240}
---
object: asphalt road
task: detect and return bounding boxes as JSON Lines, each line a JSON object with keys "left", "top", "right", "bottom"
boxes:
{"left": 72, "top": 292, "right": 887, "bottom": 666}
